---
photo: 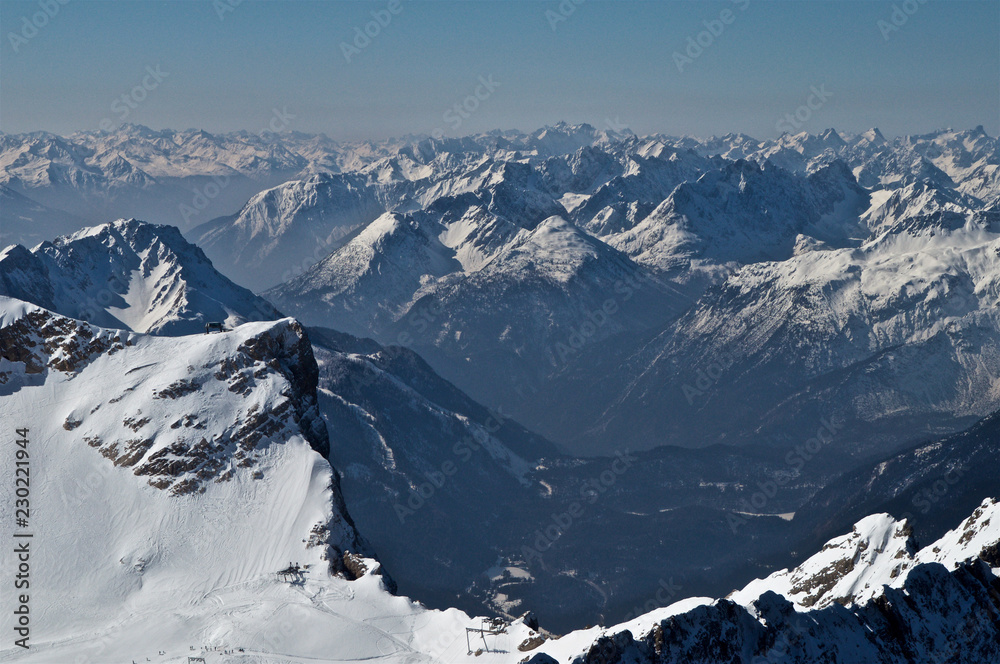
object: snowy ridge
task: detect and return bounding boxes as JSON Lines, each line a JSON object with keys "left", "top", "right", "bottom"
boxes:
{"left": 727, "top": 514, "right": 919, "bottom": 610}
{"left": 524, "top": 498, "right": 1000, "bottom": 664}
{"left": 0, "top": 218, "right": 282, "bottom": 335}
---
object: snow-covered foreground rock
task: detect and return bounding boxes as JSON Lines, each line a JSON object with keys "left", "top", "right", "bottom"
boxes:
{"left": 0, "top": 298, "right": 539, "bottom": 663}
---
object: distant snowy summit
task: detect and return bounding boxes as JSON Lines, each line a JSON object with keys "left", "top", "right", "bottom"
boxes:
{"left": 4, "top": 125, "right": 998, "bottom": 461}
{"left": 0, "top": 217, "right": 281, "bottom": 334}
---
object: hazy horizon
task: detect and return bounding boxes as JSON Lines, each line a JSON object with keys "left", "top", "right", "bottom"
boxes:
{"left": 2, "top": 0, "right": 997, "bottom": 141}
{"left": 1, "top": 120, "right": 996, "bottom": 144}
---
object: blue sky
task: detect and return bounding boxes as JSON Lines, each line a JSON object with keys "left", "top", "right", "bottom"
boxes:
{"left": 1, "top": 0, "right": 997, "bottom": 139}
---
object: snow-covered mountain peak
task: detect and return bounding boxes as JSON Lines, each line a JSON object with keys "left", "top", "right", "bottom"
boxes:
{"left": 859, "top": 127, "right": 889, "bottom": 148}
{"left": 912, "top": 497, "right": 1000, "bottom": 571}
{"left": 492, "top": 215, "right": 613, "bottom": 281}
{"left": 521, "top": 214, "right": 597, "bottom": 251}
{"left": 769, "top": 128, "right": 847, "bottom": 159}
{"left": 56, "top": 216, "right": 182, "bottom": 249}
{"left": 819, "top": 127, "right": 846, "bottom": 146}
{"left": 527, "top": 122, "right": 613, "bottom": 156}
{"left": 604, "top": 157, "right": 866, "bottom": 270}
{"left": 729, "top": 498, "right": 1000, "bottom": 616}
{"left": 0, "top": 218, "right": 282, "bottom": 335}
{"left": 862, "top": 181, "right": 988, "bottom": 240}
{"left": 436, "top": 204, "right": 528, "bottom": 272}
{"left": 730, "top": 513, "right": 918, "bottom": 611}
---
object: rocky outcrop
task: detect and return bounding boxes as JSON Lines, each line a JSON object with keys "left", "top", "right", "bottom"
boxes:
{"left": 564, "top": 500, "right": 1000, "bottom": 664}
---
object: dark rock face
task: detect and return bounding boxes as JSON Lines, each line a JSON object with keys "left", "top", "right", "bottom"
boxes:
{"left": 0, "top": 307, "right": 132, "bottom": 387}
{"left": 571, "top": 559, "right": 1000, "bottom": 664}
{"left": 522, "top": 654, "right": 559, "bottom": 664}
{"left": 234, "top": 319, "right": 329, "bottom": 457}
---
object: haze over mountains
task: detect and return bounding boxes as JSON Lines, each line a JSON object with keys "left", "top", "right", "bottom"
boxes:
{"left": 190, "top": 124, "right": 1000, "bottom": 459}
{"left": 1, "top": 123, "right": 999, "bottom": 660}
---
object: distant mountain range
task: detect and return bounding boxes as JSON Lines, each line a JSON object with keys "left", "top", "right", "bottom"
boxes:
{"left": 164, "top": 123, "right": 999, "bottom": 464}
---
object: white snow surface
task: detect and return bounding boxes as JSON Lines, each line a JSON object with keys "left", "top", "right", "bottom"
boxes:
{"left": 0, "top": 298, "right": 540, "bottom": 663}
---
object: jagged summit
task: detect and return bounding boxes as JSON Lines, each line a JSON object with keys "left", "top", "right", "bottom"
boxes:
{"left": 526, "top": 498, "right": 1000, "bottom": 664}
{"left": 0, "top": 218, "right": 282, "bottom": 334}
